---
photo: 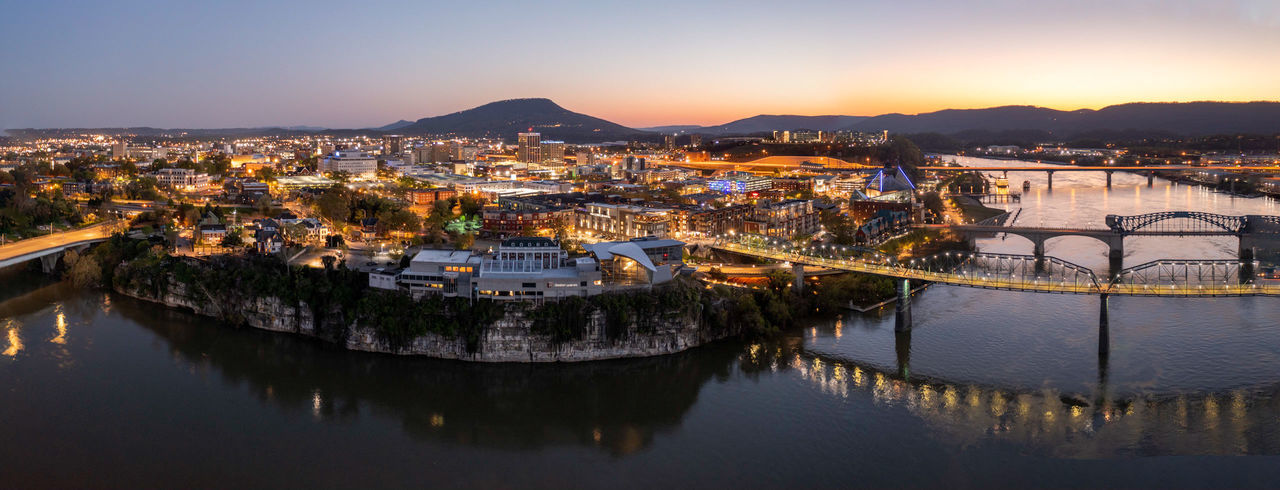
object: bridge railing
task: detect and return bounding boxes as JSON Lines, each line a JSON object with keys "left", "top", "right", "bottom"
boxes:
{"left": 1106, "top": 211, "right": 1252, "bottom": 234}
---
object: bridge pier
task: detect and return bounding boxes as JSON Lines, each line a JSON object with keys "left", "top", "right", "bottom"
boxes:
{"left": 39, "top": 254, "right": 59, "bottom": 274}
{"left": 1031, "top": 238, "right": 1046, "bottom": 259}
{"left": 1108, "top": 239, "right": 1124, "bottom": 278}
{"left": 1147, "top": 172, "right": 1154, "bottom": 187}
{"left": 792, "top": 263, "right": 805, "bottom": 294}
{"left": 1098, "top": 294, "right": 1110, "bottom": 357}
{"left": 894, "top": 278, "right": 912, "bottom": 332}
{"left": 1105, "top": 170, "right": 1113, "bottom": 188}
{"left": 895, "top": 330, "right": 912, "bottom": 380}
{"left": 1046, "top": 170, "right": 1054, "bottom": 190}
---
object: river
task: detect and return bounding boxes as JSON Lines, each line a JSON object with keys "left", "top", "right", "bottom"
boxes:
{"left": 3, "top": 156, "right": 1280, "bottom": 488}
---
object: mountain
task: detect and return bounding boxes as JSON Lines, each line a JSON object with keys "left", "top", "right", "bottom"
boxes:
{"left": 373, "top": 119, "right": 414, "bottom": 131}
{"left": 640, "top": 124, "right": 704, "bottom": 133}
{"left": 395, "top": 98, "right": 649, "bottom": 142}
{"left": 648, "top": 115, "right": 869, "bottom": 135}
{"left": 701, "top": 115, "right": 867, "bottom": 134}
{"left": 845, "top": 102, "right": 1280, "bottom": 137}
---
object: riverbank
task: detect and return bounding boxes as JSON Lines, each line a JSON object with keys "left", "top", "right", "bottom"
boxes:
{"left": 69, "top": 234, "right": 789, "bottom": 362}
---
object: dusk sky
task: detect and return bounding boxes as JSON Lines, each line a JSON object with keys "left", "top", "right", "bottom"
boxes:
{"left": 2, "top": 0, "right": 1278, "bottom": 130}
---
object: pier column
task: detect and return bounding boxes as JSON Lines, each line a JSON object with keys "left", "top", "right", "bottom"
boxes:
{"left": 1147, "top": 172, "right": 1154, "bottom": 187}
{"left": 1032, "top": 238, "right": 1046, "bottom": 258}
{"left": 39, "top": 253, "right": 59, "bottom": 274}
{"left": 895, "top": 330, "right": 912, "bottom": 380}
{"left": 894, "top": 278, "right": 912, "bottom": 332}
{"left": 1105, "top": 170, "right": 1113, "bottom": 188}
{"left": 792, "top": 263, "right": 805, "bottom": 294}
{"left": 1108, "top": 238, "right": 1124, "bottom": 278}
{"left": 1239, "top": 237, "right": 1256, "bottom": 284}
{"left": 1046, "top": 170, "right": 1054, "bottom": 190}
{"left": 1098, "top": 294, "right": 1110, "bottom": 356}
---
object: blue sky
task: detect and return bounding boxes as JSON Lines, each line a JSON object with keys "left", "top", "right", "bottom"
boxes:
{"left": 2, "top": 0, "right": 1277, "bottom": 129}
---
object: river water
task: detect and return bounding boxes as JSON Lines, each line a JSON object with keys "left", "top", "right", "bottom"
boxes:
{"left": 4, "top": 156, "right": 1280, "bottom": 488}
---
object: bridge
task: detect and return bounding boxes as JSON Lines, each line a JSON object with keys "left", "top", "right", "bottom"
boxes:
{"left": 710, "top": 231, "right": 1280, "bottom": 354}
{"left": 0, "top": 223, "right": 115, "bottom": 272}
{"left": 929, "top": 212, "right": 1280, "bottom": 272}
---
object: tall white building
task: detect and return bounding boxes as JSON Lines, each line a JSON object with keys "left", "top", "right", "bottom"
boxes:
{"left": 319, "top": 150, "right": 377, "bottom": 179}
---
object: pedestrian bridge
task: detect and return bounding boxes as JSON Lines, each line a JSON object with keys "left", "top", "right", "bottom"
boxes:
{"left": 712, "top": 234, "right": 1279, "bottom": 298}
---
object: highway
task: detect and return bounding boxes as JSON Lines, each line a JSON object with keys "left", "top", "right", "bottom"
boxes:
{"left": 0, "top": 222, "right": 116, "bottom": 268}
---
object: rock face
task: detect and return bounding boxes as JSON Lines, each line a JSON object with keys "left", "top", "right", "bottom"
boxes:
{"left": 117, "top": 280, "right": 733, "bottom": 363}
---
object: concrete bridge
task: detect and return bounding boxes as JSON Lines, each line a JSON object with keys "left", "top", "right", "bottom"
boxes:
{"left": 919, "top": 165, "right": 1278, "bottom": 189}
{"left": 925, "top": 212, "right": 1280, "bottom": 273}
{"left": 0, "top": 223, "right": 115, "bottom": 272}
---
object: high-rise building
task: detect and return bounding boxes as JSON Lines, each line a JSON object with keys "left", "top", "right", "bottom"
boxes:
{"left": 623, "top": 156, "right": 646, "bottom": 172}
{"left": 112, "top": 141, "right": 127, "bottom": 160}
{"left": 541, "top": 141, "right": 565, "bottom": 164}
{"left": 664, "top": 134, "right": 677, "bottom": 151}
{"left": 518, "top": 132, "right": 541, "bottom": 163}
{"left": 689, "top": 134, "right": 702, "bottom": 147}
{"left": 382, "top": 135, "right": 404, "bottom": 156}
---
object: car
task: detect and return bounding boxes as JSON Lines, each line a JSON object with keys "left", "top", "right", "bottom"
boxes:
{"left": 365, "top": 261, "right": 376, "bottom": 266}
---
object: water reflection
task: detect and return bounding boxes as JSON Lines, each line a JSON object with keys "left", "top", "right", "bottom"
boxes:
{"left": 115, "top": 286, "right": 1280, "bottom": 458}
{"left": 112, "top": 292, "right": 736, "bottom": 456}
{"left": 5, "top": 265, "right": 1280, "bottom": 461}
{"left": 3, "top": 319, "right": 22, "bottom": 357}
{"left": 748, "top": 334, "right": 1280, "bottom": 457}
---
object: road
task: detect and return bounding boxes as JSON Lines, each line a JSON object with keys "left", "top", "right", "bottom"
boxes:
{"left": 0, "top": 222, "right": 116, "bottom": 266}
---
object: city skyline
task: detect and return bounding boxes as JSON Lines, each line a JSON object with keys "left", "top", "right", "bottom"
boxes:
{"left": 3, "top": 0, "right": 1279, "bottom": 130}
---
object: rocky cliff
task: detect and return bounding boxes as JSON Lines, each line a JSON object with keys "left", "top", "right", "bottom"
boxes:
{"left": 115, "top": 278, "right": 736, "bottom": 363}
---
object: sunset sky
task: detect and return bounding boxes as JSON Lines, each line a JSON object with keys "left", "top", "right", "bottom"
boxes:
{"left": 2, "top": 0, "right": 1278, "bottom": 129}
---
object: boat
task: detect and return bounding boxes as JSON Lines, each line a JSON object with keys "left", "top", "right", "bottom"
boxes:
{"left": 1022, "top": 180, "right": 1031, "bottom": 191}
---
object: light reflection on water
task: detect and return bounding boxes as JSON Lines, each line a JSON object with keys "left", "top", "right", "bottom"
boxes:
{"left": 3, "top": 158, "right": 1280, "bottom": 485}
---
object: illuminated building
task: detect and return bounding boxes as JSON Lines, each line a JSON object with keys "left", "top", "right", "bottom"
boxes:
{"left": 382, "top": 135, "right": 404, "bottom": 155}
{"left": 319, "top": 150, "right": 377, "bottom": 179}
{"left": 708, "top": 172, "right": 772, "bottom": 194}
{"left": 541, "top": 140, "right": 565, "bottom": 164}
{"left": 518, "top": 132, "right": 541, "bottom": 163}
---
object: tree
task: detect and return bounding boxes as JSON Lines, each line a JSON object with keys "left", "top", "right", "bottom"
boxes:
{"left": 327, "top": 170, "right": 353, "bottom": 183}
{"left": 457, "top": 195, "right": 483, "bottom": 217}
{"left": 455, "top": 233, "right": 475, "bottom": 250}
{"left": 221, "top": 232, "right": 244, "bottom": 248}
{"left": 321, "top": 255, "right": 337, "bottom": 270}
{"left": 254, "top": 193, "right": 273, "bottom": 215}
{"left": 69, "top": 254, "right": 102, "bottom": 288}
{"left": 316, "top": 187, "right": 351, "bottom": 224}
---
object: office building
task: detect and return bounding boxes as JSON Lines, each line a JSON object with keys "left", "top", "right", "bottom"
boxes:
{"left": 518, "top": 132, "right": 541, "bottom": 163}
{"left": 541, "top": 141, "right": 565, "bottom": 164}
{"left": 576, "top": 203, "right": 669, "bottom": 239}
{"left": 319, "top": 150, "right": 377, "bottom": 179}
{"left": 382, "top": 135, "right": 404, "bottom": 156}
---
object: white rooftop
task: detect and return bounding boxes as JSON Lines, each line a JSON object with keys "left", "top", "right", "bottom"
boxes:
{"left": 411, "top": 249, "right": 476, "bottom": 264}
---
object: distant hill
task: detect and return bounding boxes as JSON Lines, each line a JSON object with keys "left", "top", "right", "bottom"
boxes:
{"left": 652, "top": 115, "right": 869, "bottom": 135}
{"left": 845, "top": 102, "right": 1280, "bottom": 137}
{"left": 701, "top": 115, "right": 868, "bottom": 134}
{"left": 396, "top": 98, "right": 649, "bottom": 142}
{"left": 373, "top": 120, "right": 414, "bottom": 131}
{"left": 640, "top": 124, "right": 704, "bottom": 133}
